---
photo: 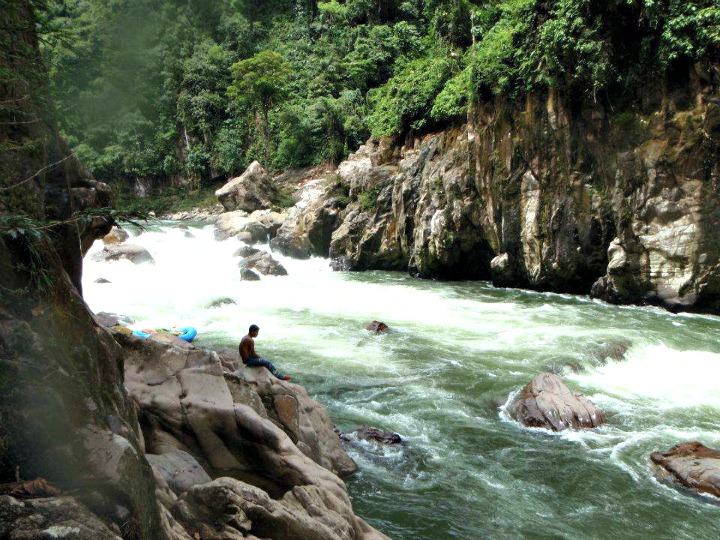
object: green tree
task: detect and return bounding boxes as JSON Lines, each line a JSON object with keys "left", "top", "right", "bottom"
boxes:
{"left": 228, "top": 50, "right": 290, "bottom": 168}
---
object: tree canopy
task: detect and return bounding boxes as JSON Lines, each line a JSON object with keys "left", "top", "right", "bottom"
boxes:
{"left": 39, "top": 0, "right": 720, "bottom": 188}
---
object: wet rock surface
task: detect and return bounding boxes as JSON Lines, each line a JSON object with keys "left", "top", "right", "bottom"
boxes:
{"left": 651, "top": 442, "right": 720, "bottom": 499}
{"left": 102, "top": 226, "right": 129, "bottom": 245}
{"left": 352, "top": 426, "right": 404, "bottom": 445}
{"left": 240, "top": 267, "right": 261, "bottom": 281}
{"left": 215, "top": 161, "right": 280, "bottom": 213}
{"left": 366, "top": 321, "right": 389, "bottom": 333}
{"left": 240, "top": 251, "right": 288, "bottom": 276}
{"left": 91, "top": 244, "right": 155, "bottom": 264}
{"left": 507, "top": 373, "right": 605, "bottom": 431}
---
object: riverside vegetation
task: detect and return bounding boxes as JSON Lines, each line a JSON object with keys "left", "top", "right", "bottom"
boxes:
{"left": 2, "top": 1, "right": 720, "bottom": 539}
{"left": 42, "top": 0, "right": 719, "bottom": 187}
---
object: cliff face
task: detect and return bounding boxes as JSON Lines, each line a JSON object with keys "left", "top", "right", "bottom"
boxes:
{"left": 319, "top": 64, "right": 720, "bottom": 313}
{"left": 1, "top": 4, "right": 387, "bottom": 539}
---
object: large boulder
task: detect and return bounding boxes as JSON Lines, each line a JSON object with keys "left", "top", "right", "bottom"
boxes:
{"left": 118, "top": 332, "right": 359, "bottom": 478}
{"left": 177, "top": 477, "right": 387, "bottom": 540}
{"left": 270, "top": 179, "right": 345, "bottom": 259}
{"left": 115, "top": 333, "right": 383, "bottom": 538}
{"left": 240, "top": 252, "right": 288, "bottom": 276}
{"left": 366, "top": 321, "right": 389, "bottom": 333}
{"left": 103, "top": 226, "right": 129, "bottom": 246}
{"left": 214, "top": 210, "right": 286, "bottom": 242}
{"left": 650, "top": 442, "right": 720, "bottom": 498}
{"left": 91, "top": 244, "right": 155, "bottom": 264}
{"left": 240, "top": 267, "right": 261, "bottom": 281}
{"left": 506, "top": 373, "right": 605, "bottom": 431}
{"left": 352, "top": 426, "right": 403, "bottom": 445}
{"left": 215, "top": 161, "right": 280, "bottom": 212}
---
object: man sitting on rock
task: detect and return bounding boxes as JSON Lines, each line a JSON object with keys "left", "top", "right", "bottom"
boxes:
{"left": 240, "top": 324, "right": 291, "bottom": 381}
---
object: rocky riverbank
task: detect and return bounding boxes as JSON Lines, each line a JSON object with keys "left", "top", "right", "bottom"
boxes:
{"left": 214, "top": 62, "right": 719, "bottom": 315}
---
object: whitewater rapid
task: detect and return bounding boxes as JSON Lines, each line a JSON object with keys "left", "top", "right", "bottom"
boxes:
{"left": 83, "top": 222, "right": 720, "bottom": 540}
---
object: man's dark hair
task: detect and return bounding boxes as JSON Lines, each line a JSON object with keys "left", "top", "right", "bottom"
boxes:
{"left": 249, "top": 324, "right": 259, "bottom": 333}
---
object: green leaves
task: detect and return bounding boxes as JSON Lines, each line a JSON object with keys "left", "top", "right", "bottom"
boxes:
{"left": 228, "top": 51, "right": 290, "bottom": 110}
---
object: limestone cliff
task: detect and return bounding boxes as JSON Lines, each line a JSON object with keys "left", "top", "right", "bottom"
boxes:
{"left": 282, "top": 63, "right": 720, "bottom": 313}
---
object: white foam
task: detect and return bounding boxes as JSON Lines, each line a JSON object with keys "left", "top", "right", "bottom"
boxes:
{"left": 570, "top": 344, "right": 720, "bottom": 410}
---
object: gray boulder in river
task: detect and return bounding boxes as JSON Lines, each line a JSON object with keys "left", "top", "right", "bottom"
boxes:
{"left": 102, "top": 225, "right": 129, "bottom": 245}
{"left": 507, "top": 372, "right": 605, "bottom": 431}
{"left": 215, "top": 160, "right": 280, "bottom": 212}
{"left": 651, "top": 442, "right": 720, "bottom": 499}
{"left": 91, "top": 243, "right": 155, "bottom": 264}
{"left": 240, "top": 251, "right": 288, "bottom": 276}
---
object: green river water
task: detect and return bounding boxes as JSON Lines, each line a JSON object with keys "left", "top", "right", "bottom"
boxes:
{"left": 84, "top": 223, "right": 720, "bottom": 540}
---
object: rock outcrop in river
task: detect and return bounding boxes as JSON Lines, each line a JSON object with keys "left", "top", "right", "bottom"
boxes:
{"left": 273, "top": 63, "right": 720, "bottom": 314}
{"left": 507, "top": 373, "right": 605, "bottom": 431}
{"left": 651, "top": 441, "right": 720, "bottom": 499}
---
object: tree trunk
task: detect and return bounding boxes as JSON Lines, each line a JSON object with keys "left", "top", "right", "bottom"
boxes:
{"left": 261, "top": 102, "right": 270, "bottom": 169}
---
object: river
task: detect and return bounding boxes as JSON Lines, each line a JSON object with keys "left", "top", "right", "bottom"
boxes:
{"left": 83, "top": 222, "right": 720, "bottom": 540}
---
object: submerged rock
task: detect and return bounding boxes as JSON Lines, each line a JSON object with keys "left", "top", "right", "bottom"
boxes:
{"left": 207, "top": 297, "right": 236, "bottom": 308}
{"left": 0, "top": 495, "right": 121, "bottom": 540}
{"left": 507, "top": 372, "right": 604, "bottom": 431}
{"left": 651, "top": 442, "right": 720, "bottom": 499}
{"left": 91, "top": 244, "right": 155, "bottom": 264}
{"left": 215, "top": 161, "right": 280, "bottom": 212}
{"left": 214, "top": 209, "right": 285, "bottom": 242}
{"left": 352, "top": 426, "right": 403, "bottom": 445}
{"left": 366, "top": 321, "right": 389, "bottom": 333}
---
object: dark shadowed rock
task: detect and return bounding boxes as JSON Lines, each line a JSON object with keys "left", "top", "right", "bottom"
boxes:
{"left": 95, "top": 312, "right": 119, "bottom": 327}
{"left": 240, "top": 252, "right": 287, "bottom": 276}
{"left": 352, "top": 426, "right": 403, "bottom": 445}
{"left": 0, "top": 495, "right": 121, "bottom": 540}
{"left": 91, "top": 244, "right": 155, "bottom": 264}
{"left": 215, "top": 161, "right": 279, "bottom": 212}
{"left": 366, "top": 321, "right": 389, "bottom": 333}
{"left": 651, "top": 442, "right": 720, "bottom": 499}
{"left": 214, "top": 210, "right": 285, "bottom": 242}
{"left": 507, "top": 372, "right": 604, "bottom": 431}
{"left": 240, "top": 267, "right": 261, "bottom": 281}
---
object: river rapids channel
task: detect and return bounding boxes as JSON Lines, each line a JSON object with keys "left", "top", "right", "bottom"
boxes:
{"left": 83, "top": 222, "right": 720, "bottom": 540}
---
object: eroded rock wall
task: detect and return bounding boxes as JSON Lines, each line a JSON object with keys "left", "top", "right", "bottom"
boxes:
{"left": 286, "top": 63, "right": 720, "bottom": 313}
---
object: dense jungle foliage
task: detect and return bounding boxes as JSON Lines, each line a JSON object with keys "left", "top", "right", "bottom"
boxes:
{"left": 40, "top": 0, "right": 719, "bottom": 187}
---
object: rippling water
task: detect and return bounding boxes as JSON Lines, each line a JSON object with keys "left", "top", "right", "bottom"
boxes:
{"left": 83, "top": 223, "right": 720, "bottom": 540}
